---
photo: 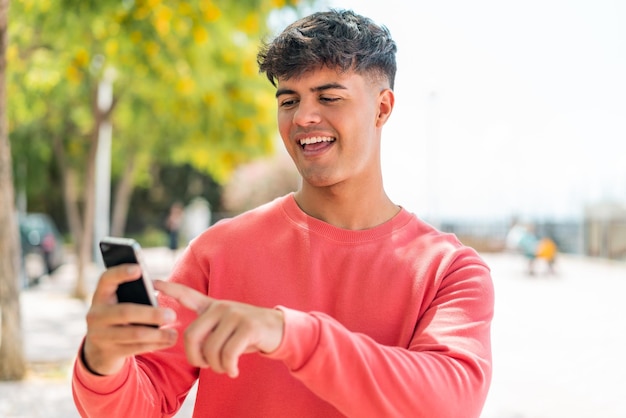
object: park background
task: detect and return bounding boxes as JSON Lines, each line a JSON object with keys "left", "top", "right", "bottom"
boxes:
{"left": 1, "top": 0, "right": 625, "bottom": 417}
{"left": 7, "top": 0, "right": 626, "bottom": 259}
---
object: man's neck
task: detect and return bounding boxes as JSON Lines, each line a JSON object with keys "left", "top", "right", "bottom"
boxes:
{"left": 294, "top": 182, "right": 400, "bottom": 230}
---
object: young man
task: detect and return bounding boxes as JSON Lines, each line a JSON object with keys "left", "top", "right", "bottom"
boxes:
{"left": 73, "top": 9, "right": 494, "bottom": 418}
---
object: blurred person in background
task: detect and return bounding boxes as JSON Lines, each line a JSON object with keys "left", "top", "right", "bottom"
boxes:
{"left": 164, "top": 201, "right": 184, "bottom": 253}
{"left": 72, "top": 9, "right": 494, "bottom": 418}
{"left": 535, "top": 235, "right": 558, "bottom": 274}
{"left": 182, "top": 197, "right": 211, "bottom": 244}
{"left": 507, "top": 220, "right": 558, "bottom": 275}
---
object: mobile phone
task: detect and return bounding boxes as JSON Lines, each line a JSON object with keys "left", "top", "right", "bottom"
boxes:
{"left": 99, "top": 237, "right": 158, "bottom": 307}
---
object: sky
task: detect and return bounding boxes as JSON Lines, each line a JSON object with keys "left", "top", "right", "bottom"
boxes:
{"left": 294, "top": 0, "right": 626, "bottom": 221}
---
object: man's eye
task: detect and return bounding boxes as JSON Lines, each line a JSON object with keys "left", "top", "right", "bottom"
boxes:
{"left": 280, "top": 99, "right": 298, "bottom": 107}
{"left": 320, "top": 96, "right": 340, "bottom": 103}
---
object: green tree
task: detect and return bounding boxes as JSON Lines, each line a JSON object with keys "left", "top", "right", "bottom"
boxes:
{"left": 0, "top": 0, "right": 27, "bottom": 380}
{"left": 8, "top": 0, "right": 310, "bottom": 299}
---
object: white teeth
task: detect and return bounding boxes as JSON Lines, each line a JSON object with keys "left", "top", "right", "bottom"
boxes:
{"left": 299, "top": 136, "right": 335, "bottom": 145}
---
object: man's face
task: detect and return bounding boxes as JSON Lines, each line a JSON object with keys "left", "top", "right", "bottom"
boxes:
{"left": 275, "top": 67, "right": 393, "bottom": 189}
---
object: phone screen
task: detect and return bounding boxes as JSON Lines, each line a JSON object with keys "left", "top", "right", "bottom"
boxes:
{"left": 99, "top": 237, "right": 157, "bottom": 307}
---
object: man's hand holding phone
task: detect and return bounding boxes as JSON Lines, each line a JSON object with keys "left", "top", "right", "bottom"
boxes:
{"left": 80, "top": 240, "right": 178, "bottom": 376}
{"left": 83, "top": 237, "right": 284, "bottom": 379}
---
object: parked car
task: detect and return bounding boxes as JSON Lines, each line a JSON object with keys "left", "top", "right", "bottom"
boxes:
{"left": 19, "top": 213, "right": 65, "bottom": 286}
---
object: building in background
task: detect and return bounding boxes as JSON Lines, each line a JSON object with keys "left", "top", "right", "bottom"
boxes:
{"left": 584, "top": 202, "right": 626, "bottom": 260}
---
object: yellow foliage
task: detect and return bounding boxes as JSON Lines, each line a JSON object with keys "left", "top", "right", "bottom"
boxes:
{"left": 202, "top": 93, "right": 216, "bottom": 105}
{"left": 176, "top": 77, "right": 196, "bottom": 95}
{"left": 105, "top": 40, "right": 119, "bottom": 57}
{"left": 191, "top": 147, "right": 212, "bottom": 167}
{"left": 10, "top": 0, "right": 300, "bottom": 189}
{"left": 174, "top": 19, "right": 191, "bottom": 36}
{"left": 130, "top": 31, "right": 143, "bottom": 43}
{"left": 201, "top": 3, "right": 221, "bottom": 22}
{"left": 237, "top": 118, "right": 253, "bottom": 132}
{"left": 243, "top": 129, "right": 259, "bottom": 148}
{"left": 217, "top": 152, "right": 237, "bottom": 179}
{"left": 221, "top": 50, "right": 236, "bottom": 65}
{"left": 114, "top": 10, "right": 127, "bottom": 23}
{"left": 154, "top": 7, "right": 173, "bottom": 36}
{"left": 240, "top": 14, "right": 259, "bottom": 34}
{"left": 227, "top": 87, "right": 240, "bottom": 100}
{"left": 73, "top": 48, "right": 89, "bottom": 67}
{"left": 66, "top": 65, "right": 83, "bottom": 85}
{"left": 92, "top": 19, "right": 107, "bottom": 40}
{"left": 192, "top": 26, "right": 209, "bottom": 44}
{"left": 25, "top": 55, "right": 62, "bottom": 90}
{"left": 243, "top": 56, "right": 257, "bottom": 77}
{"left": 7, "top": 45, "right": 18, "bottom": 63}
{"left": 255, "top": 93, "right": 277, "bottom": 124}
{"left": 39, "top": 0, "right": 51, "bottom": 13}
{"left": 109, "top": 24, "right": 120, "bottom": 39}
{"left": 186, "top": 145, "right": 233, "bottom": 183}
{"left": 22, "top": 0, "right": 35, "bottom": 12}
{"left": 135, "top": 63, "right": 149, "bottom": 78}
{"left": 145, "top": 41, "right": 160, "bottom": 57}
{"left": 134, "top": 6, "right": 151, "bottom": 20}
{"left": 177, "top": 3, "right": 194, "bottom": 16}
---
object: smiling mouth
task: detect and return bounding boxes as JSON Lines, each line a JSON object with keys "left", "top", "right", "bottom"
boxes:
{"left": 299, "top": 136, "right": 336, "bottom": 149}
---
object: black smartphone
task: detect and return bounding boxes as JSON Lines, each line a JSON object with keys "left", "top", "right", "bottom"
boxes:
{"left": 99, "top": 236, "right": 158, "bottom": 307}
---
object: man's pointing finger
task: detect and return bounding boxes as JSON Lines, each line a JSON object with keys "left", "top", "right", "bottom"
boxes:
{"left": 153, "top": 279, "right": 212, "bottom": 313}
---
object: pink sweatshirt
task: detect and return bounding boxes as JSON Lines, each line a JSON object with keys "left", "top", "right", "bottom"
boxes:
{"left": 73, "top": 194, "right": 494, "bottom": 417}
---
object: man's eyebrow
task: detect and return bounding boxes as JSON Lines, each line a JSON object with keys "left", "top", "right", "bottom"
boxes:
{"left": 275, "top": 82, "right": 347, "bottom": 98}
{"left": 276, "top": 88, "right": 296, "bottom": 98}
{"left": 311, "top": 82, "right": 347, "bottom": 92}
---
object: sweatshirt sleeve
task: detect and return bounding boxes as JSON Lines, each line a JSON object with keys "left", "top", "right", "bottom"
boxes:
{"left": 265, "top": 255, "right": 494, "bottom": 418}
{"left": 71, "top": 247, "right": 204, "bottom": 418}
{"left": 72, "top": 337, "right": 198, "bottom": 418}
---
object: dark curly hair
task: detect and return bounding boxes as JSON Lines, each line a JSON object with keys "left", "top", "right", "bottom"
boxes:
{"left": 257, "top": 9, "right": 397, "bottom": 89}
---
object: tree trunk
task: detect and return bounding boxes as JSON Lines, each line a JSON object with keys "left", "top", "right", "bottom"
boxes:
{"left": 51, "top": 85, "right": 118, "bottom": 300}
{"left": 0, "top": 0, "right": 27, "bottom": 381}
{"left": 110, "top": 153, "right": 136, "bottom": 237}
{"left": 74, "top": 87, "right": 118, "bottom": 299}
{"left": 52, "top": 133, "right": 84, "bottom": 275}
{"left": 73, "top": 94, "right": 103, "bottom": 300}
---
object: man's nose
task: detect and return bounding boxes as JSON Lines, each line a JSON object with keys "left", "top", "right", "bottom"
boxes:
{"left": 293, "top": 99, "right": 322, "bottom": 126}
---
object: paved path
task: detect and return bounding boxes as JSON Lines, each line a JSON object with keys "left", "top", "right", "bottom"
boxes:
{"left": 0, "top": 247, "right": 194, "bottom": 418}
{"left": 481, "top": 253, "right": 626, "bottom": 418}
{"left": 1, "top": 249, "right": 625, "bottom": 417}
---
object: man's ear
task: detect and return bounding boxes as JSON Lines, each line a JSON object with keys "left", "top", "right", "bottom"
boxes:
{"left": 376, "top": 88, "right": 395, "bottom": 127}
